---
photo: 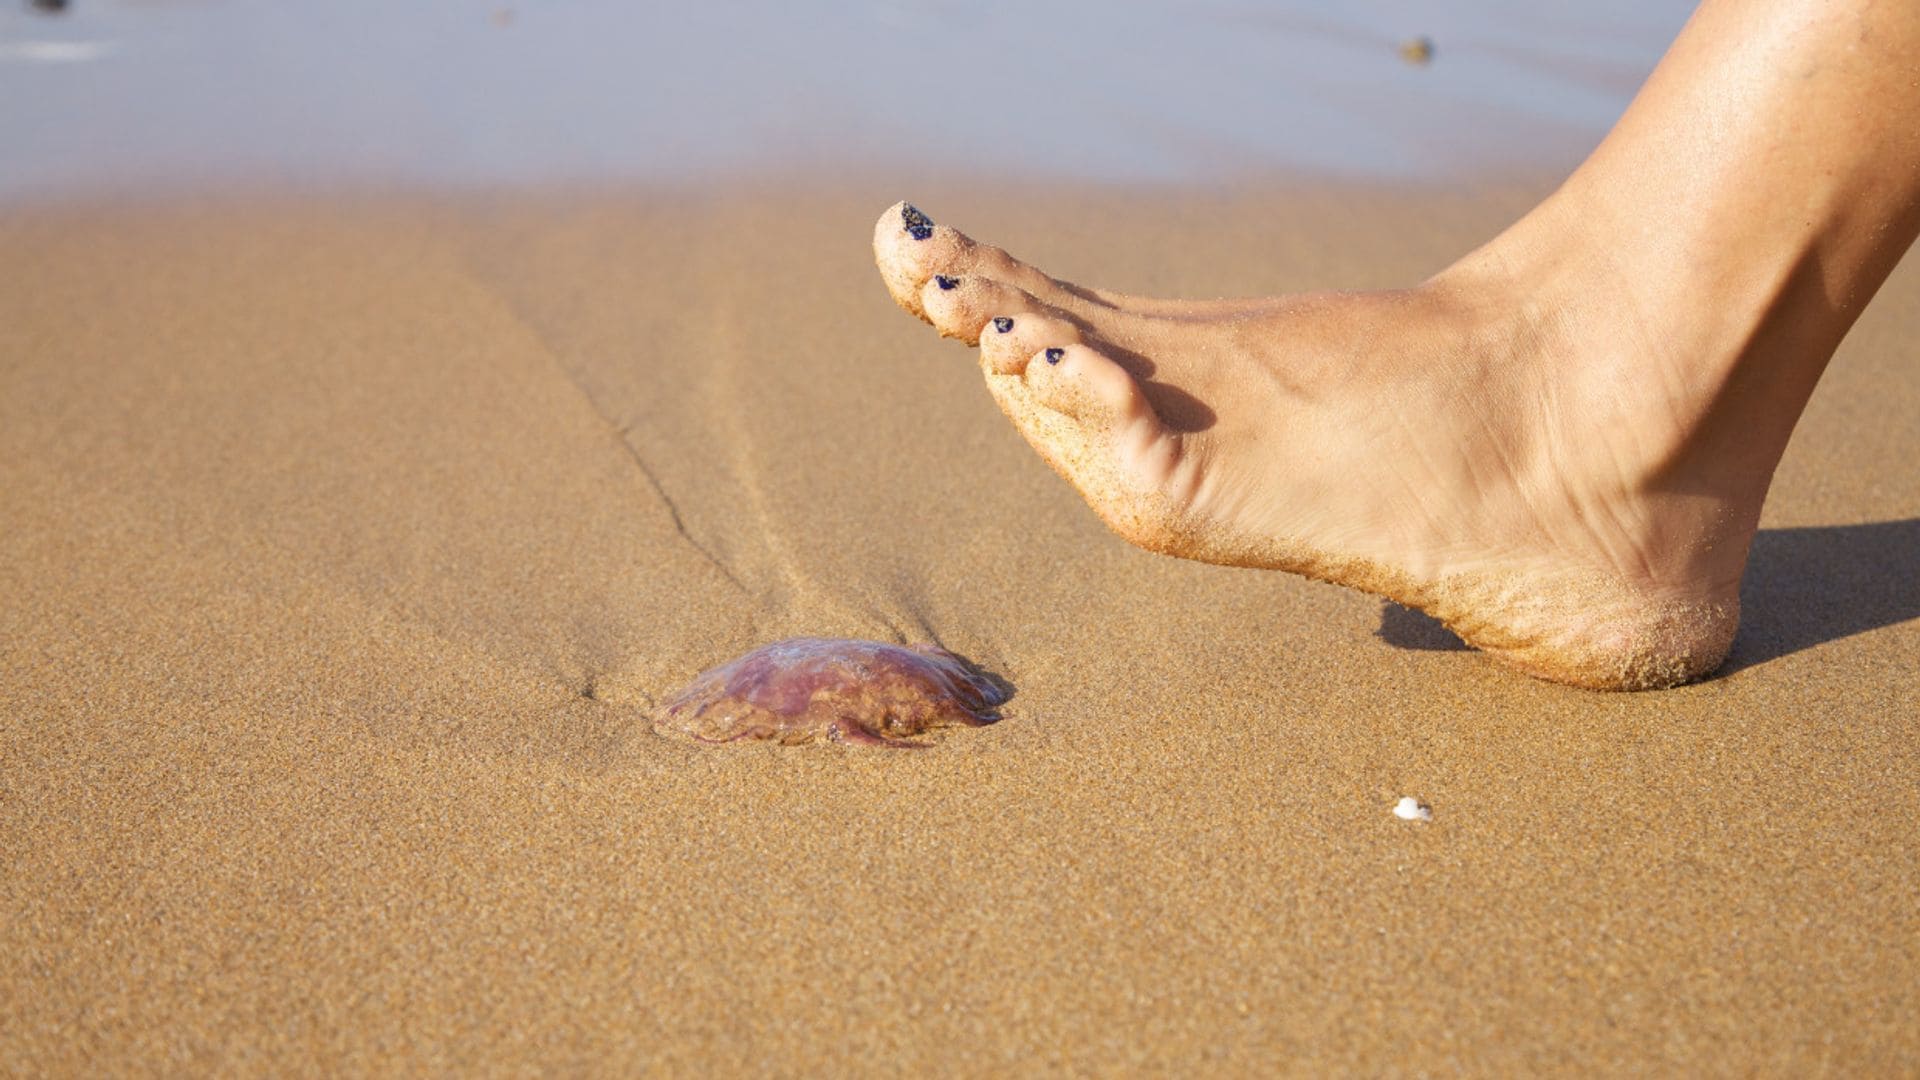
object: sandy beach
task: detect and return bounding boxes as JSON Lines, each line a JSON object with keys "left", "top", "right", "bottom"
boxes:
{"left": 2, "top": 181, "right": 1917, "bottom": 1074}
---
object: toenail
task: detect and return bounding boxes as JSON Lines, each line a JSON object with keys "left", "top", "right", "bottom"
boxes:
{"left": 902, "top": 203, "right": 934, "bottom": 241}
{"left": 1045, "top": 348, "right": 1064, "bottom": 365}
{"left": 993, "top": 317, "right": 1014, "bottom": 333}
{"left": 935, "top": 275, "right": 959, "bottom": 291}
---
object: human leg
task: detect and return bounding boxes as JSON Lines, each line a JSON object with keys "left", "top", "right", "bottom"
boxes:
{"left": 872, "top": 0, "right": 1920, "bottom": 689}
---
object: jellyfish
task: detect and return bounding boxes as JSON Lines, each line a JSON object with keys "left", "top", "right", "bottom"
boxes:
{"left": 653, "top": 637, "right": 1008, "bottom": 747}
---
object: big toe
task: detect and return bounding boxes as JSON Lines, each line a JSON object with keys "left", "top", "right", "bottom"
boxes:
{"left": 874, "top": 200, "right": 1078, "bottom": 321}
{"left": 874, "top": 201, "right": 970, "bottom": 319}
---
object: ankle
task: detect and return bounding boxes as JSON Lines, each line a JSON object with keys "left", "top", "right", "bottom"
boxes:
{"left": 1424, "top": 215, "right": 1770, "bottom": 585}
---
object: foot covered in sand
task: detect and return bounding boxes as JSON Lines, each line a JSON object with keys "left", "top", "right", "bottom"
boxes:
{"left": 874, "top": 201, "right": 1757, "bottom": 690}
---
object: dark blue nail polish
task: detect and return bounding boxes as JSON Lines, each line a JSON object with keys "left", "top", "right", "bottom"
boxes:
{"left": 993, "top": 317, "right": 1014, "bottom": 333}
{"left": 902, "top": 203, "right": 935, "bottom": 241}
{"left": 935, "top": 275, "right": 959, "bottom": 291}
{"left": 1045, "top": 348, "right": 1064, "bottom": 365}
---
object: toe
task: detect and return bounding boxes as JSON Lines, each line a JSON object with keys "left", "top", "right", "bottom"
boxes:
{"left": 953, "top": 238, "right": 1078, "bottom": 307}
{"left": 874, "top": 201, "right": 973, "bottom": 319}
{"left": 1019, "top": 343, "right": 1155, "bottom": 430}
{"left": 983, "top": 343, "right": 1184, "bottom": 542}
{"left": 919, "top": 274, "right": 1042, "bottom": 345}
{"left": 874, "top": 200, "right": 1089, "bottom": 322}
{"left": 979, "top": 312, "right": 1081, "bottom": 375}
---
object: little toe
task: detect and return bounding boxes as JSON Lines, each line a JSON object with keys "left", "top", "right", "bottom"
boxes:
{"left": 1020, "top": 343, "right": 1156, "bottom": 430}
{"left": 979, "top": 312, "right": 1081, "bottom": 375}
{"left": 984, "top": 343, "right": 1182, "bottom": 539}
{"left": 919, "top": 274, "right": 1041, "bottom": 345}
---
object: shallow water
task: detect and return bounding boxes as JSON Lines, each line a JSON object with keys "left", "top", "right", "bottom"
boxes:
{"left": 0, "top": 0, "right": 1690, "bottom": 199}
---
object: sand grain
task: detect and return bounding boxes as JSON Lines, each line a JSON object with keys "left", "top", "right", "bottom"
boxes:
{"left": 2, "top": 184, "right": 1916, "bottom": 1075}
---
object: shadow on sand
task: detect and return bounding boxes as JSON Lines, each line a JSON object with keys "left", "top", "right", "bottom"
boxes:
{"left": 1375, "top": 518, "right": 1920, "bottom": 675}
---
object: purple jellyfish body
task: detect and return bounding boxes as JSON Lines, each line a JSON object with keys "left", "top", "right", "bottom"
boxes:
{"left": 653, "top": 637, "right": 1008, "bottom": 747}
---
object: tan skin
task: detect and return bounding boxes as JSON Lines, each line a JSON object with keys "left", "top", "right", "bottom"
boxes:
{"left": 873, "top": 0, "right": 1920, "bottom": 690}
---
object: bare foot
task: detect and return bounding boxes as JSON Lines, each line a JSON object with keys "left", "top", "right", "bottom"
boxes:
{"left": 874, "top": 201, "right": 1754, "bottom": 690}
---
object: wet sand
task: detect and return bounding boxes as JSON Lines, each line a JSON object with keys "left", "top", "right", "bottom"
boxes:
{"left": 2, "top": 182, "right": 1916, "bottom": 1074}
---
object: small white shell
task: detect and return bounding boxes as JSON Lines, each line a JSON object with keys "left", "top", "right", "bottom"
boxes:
{"left": 1393, "top": 796, "right": 1432, "bottom": 822}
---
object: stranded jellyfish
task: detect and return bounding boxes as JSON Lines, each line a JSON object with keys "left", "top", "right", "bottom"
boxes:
{"left": 653, "top": 637, "right": 1008, "bottom": 747}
